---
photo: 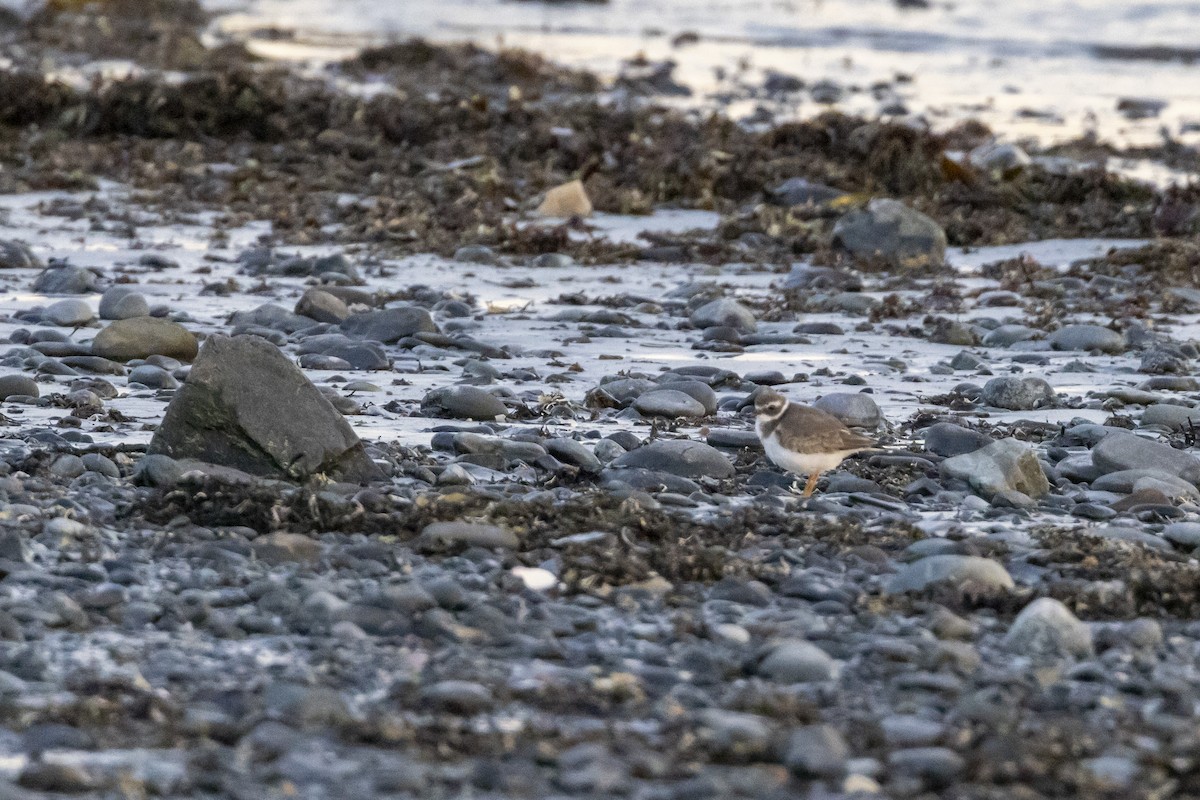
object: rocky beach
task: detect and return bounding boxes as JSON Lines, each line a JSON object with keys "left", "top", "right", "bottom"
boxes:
{"left": 0, "top": 0, "right": 1197, "bottom": 797}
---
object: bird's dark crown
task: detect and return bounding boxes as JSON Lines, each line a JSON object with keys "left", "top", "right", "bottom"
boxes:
{"left": 755, "top": 388, "right": 788, "bottom": 418}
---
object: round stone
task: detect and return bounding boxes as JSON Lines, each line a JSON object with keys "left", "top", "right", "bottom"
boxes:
{"left": 0, "top": 375, "right": 38, "bottom": 400}
{"left": 99, "top": 287, "right": 150, "bottom": 320}
{"left": 43, "top": 299, "right": 94, "bottom": 327}
{"left": 92, "top": 318, "right": 199, "bottom": 362}
{"left": 633, "top": 389, "right": 706, "bottom": 419}
{"left": 814, "top": 392, "right": 881, "bottom": 428}
{"left": 1003, "top": 597, "right": 1093, "bottom": 661}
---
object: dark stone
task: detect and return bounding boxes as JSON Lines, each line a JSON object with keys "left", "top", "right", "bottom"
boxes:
{"left": 148, "top": 334, "right": 380, "bottom": 482}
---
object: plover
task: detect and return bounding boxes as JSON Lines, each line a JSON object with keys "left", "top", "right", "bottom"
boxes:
{"left": 755, "top": 388, "right": 875, "bottom": 497}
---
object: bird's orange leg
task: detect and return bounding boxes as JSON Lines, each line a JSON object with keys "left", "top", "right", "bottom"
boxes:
{"left": 802, "top": 472, "right": 820, "bottom": 498}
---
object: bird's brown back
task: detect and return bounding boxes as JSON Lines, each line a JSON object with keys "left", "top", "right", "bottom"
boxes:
{"left": 759, "top": 403, "right": 875, "bottom": 454}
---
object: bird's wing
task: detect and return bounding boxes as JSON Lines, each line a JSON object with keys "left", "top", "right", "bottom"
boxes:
{"left": 774, "top": 405, "right": 876, "bottom": 454}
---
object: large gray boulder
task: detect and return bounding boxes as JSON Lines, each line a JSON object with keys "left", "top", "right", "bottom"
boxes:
{"left": 832, "top": 199, "right": 946, "bottom": 269}
{"left": 149, "top": 335, "right": 380, "bottom": 482}
{"left": 940, "top": 438, "right": 1049, "bottom": 500}
{"left": 1091, "top": 432, "right": 1200, "bottom": 483}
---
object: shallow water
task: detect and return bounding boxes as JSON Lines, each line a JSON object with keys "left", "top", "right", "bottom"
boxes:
{"left": 209, "top": 0, "right": 1200, "bottom": 153}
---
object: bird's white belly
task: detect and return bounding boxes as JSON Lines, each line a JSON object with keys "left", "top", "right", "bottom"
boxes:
{"left": 759, "top": 428, "right": 852, "bottom": 476}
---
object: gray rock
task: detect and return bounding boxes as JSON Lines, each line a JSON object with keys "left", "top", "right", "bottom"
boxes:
{"left": 0, "top": 375, "right": 38, "bottom": 400}
{"left": 880, "top": 715, "right": 944, "bottom": 747}
{"left": 1049, "top": 324, "right": 1125, "bottom": 353}
{"left": 832, "top": 198, "right": 947, "bottom": 268}
{"left": 969, "top": 142, "right": 1031, "bottom": 172}
{"left": 657, "top": 380, "right": 718, "bottom": 414}
{"left": 81, "top": 453, "right": 119, "bottom": 478}
{"left": 1141, "top": 404, "right": 1200, "bottom": 431}
{"left": 887, "top": 555, "right": 1014, "bottom": 594}
{"left": 0, "top": 530, "right": 31, "bottom": 562}
{"left": 295, "top": 288, "right": 350, "bottom": 323}
{"left": 981, "top": 324, "right": 1037, "bottom": 347}
{"left": 611, "top": 439, "right": 735, "bottom": 479}
{"left": 814, "top": 392, "right": 881, "bottom": 428}
{"left": 940, "top": 438, "right": 1049, "bottom": 499}
{"left": 0, "top": 240, "right": 39, "bottom": 269}
{"left": 341, "top": 306, "right": 438, "bottom": 343}
{"left": 421, "top": 386, "right": 507, "bottom": 420}
{"left": 127, "top": 364, "right": 179, "bottom": 389}
{"left": 887, "top": 747, "right": 965, "bottom": 788}
{"left": 783, "top": 264, "right": 862, "bottom": 291}
{"left": 1091, "top": 469, "right": 1199, "bottom": 499}
{"left": 229, "top": 303, "right": 310, "bottom": 334}
{"left": 148, "top": 334, "right": 380, "bottom": 482}
{"left": 32, "top": 264, "right": 99, "bottom": 294}
{"left": 420, "top": 521, "right": 518, "bottom": 549}
{"left": 99, "top": 287, "right": 150, "bottom": 320}
{"left": 633, "top": 389, "right": 706, "bottom": 419}
{"left": 784, "top": 724, "right": 849, "bottom": 779}
{"left": 594, "top": 377, "right": 656, "bottom": 406}
{"left": 92, "top": 317, "right": 199, "bottom": 362}
{"left": 419, "top": 680, "right": 494, "bottom": 713}
{"left": 690, "top": 298, "right": 757, "bottom": 333}
{"left": 546, "top": 438, "right": 602, "bottom": 474}
{"left": 133, "top": 453, "right": 185, "bottom": 487}
{"left": 1163, "top": 522, "right": 1200, "bottom": 548}
{"left": 252, "top": 532, "right": 321, "bottom": 564}
{"left": 923, "top": 422, "right": 993, "bottom": 457}
{"left": 50, "top": 454, "right": 85, "bottom": 478}
{"left": 1091, "top": 432, "right": 1200, "bottom": 483}
{"left": 43, "top": 299, "right": 94, "bottom": 327}
{"left": 1004, "top": 597, "right": 1093, "bottom": 660}
{"left": 758, "top": 639, "right": 836, "bottom": 682}
{"left": 696, "top": 709, "right": 772, "bottom": 759}
{"left": 982, "top": 376, "right": 1056, "bottom": 410}
{"left": 453, "top": 245, "right": 499, "bottom": 265}
{"left": 771, "top": 178, "right": 846, "bottom": 207}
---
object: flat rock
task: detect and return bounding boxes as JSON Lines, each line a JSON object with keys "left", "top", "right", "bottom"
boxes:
{"left": 923, "top": 422, "right": 993, "bottom": 457}
{"left": 422, "top": 386, "right": 507, "bottom": 420}
{"left": 1091, "top": 469, "right": 1199, "bottom": 499}
{"left": 887, "top": 555, "right": 1014, "bottom": 594}
{"left": 252, "top": 532, "right": 322, "bottom": 565}
{"left": 633, "top": 389, "right": 706, "bottom": 419}
{"left": 940, "top": 438, "right": 1049, "bottom": 499}
{"left": 92, "top": 317, "right": 198, "bottom": 362}
{"left": 1004, "top": 597, "right": 1093, "bottom": 660}
{"left": 832, "top": 198, "right": 947, "bottom": 268}
{"left": 420, "top": 521, "right": 518, "bottom": 549}
{"left": 149, "top": 334, "right": 379, "bottom": 482}
{"left": 229, "top": 303, "right": 311, "bottom": 334}
{"left": 1141, "top": 404, "right": 1200, "bottom": 431}
{"left": 610, "top": 439, "right": 735, "bottom": 479}
{"left": 32, "top": 264, "right": 99, "bottom": 294}
{"left": 1048, "top": 324, "right": 1125, "bottom": 353}
{"left": 44, "top": 299, "right": 94, "bottom": 327}
{"left": 1091, "top": 432, "right": 1200, "bottom": 483}
{"left": 341, "top": 307, "right": 438, "bottom": 343}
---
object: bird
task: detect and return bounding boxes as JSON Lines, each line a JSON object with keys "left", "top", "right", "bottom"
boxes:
{"left": 755, "top": 388, "right": 875, "bottom": 498}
